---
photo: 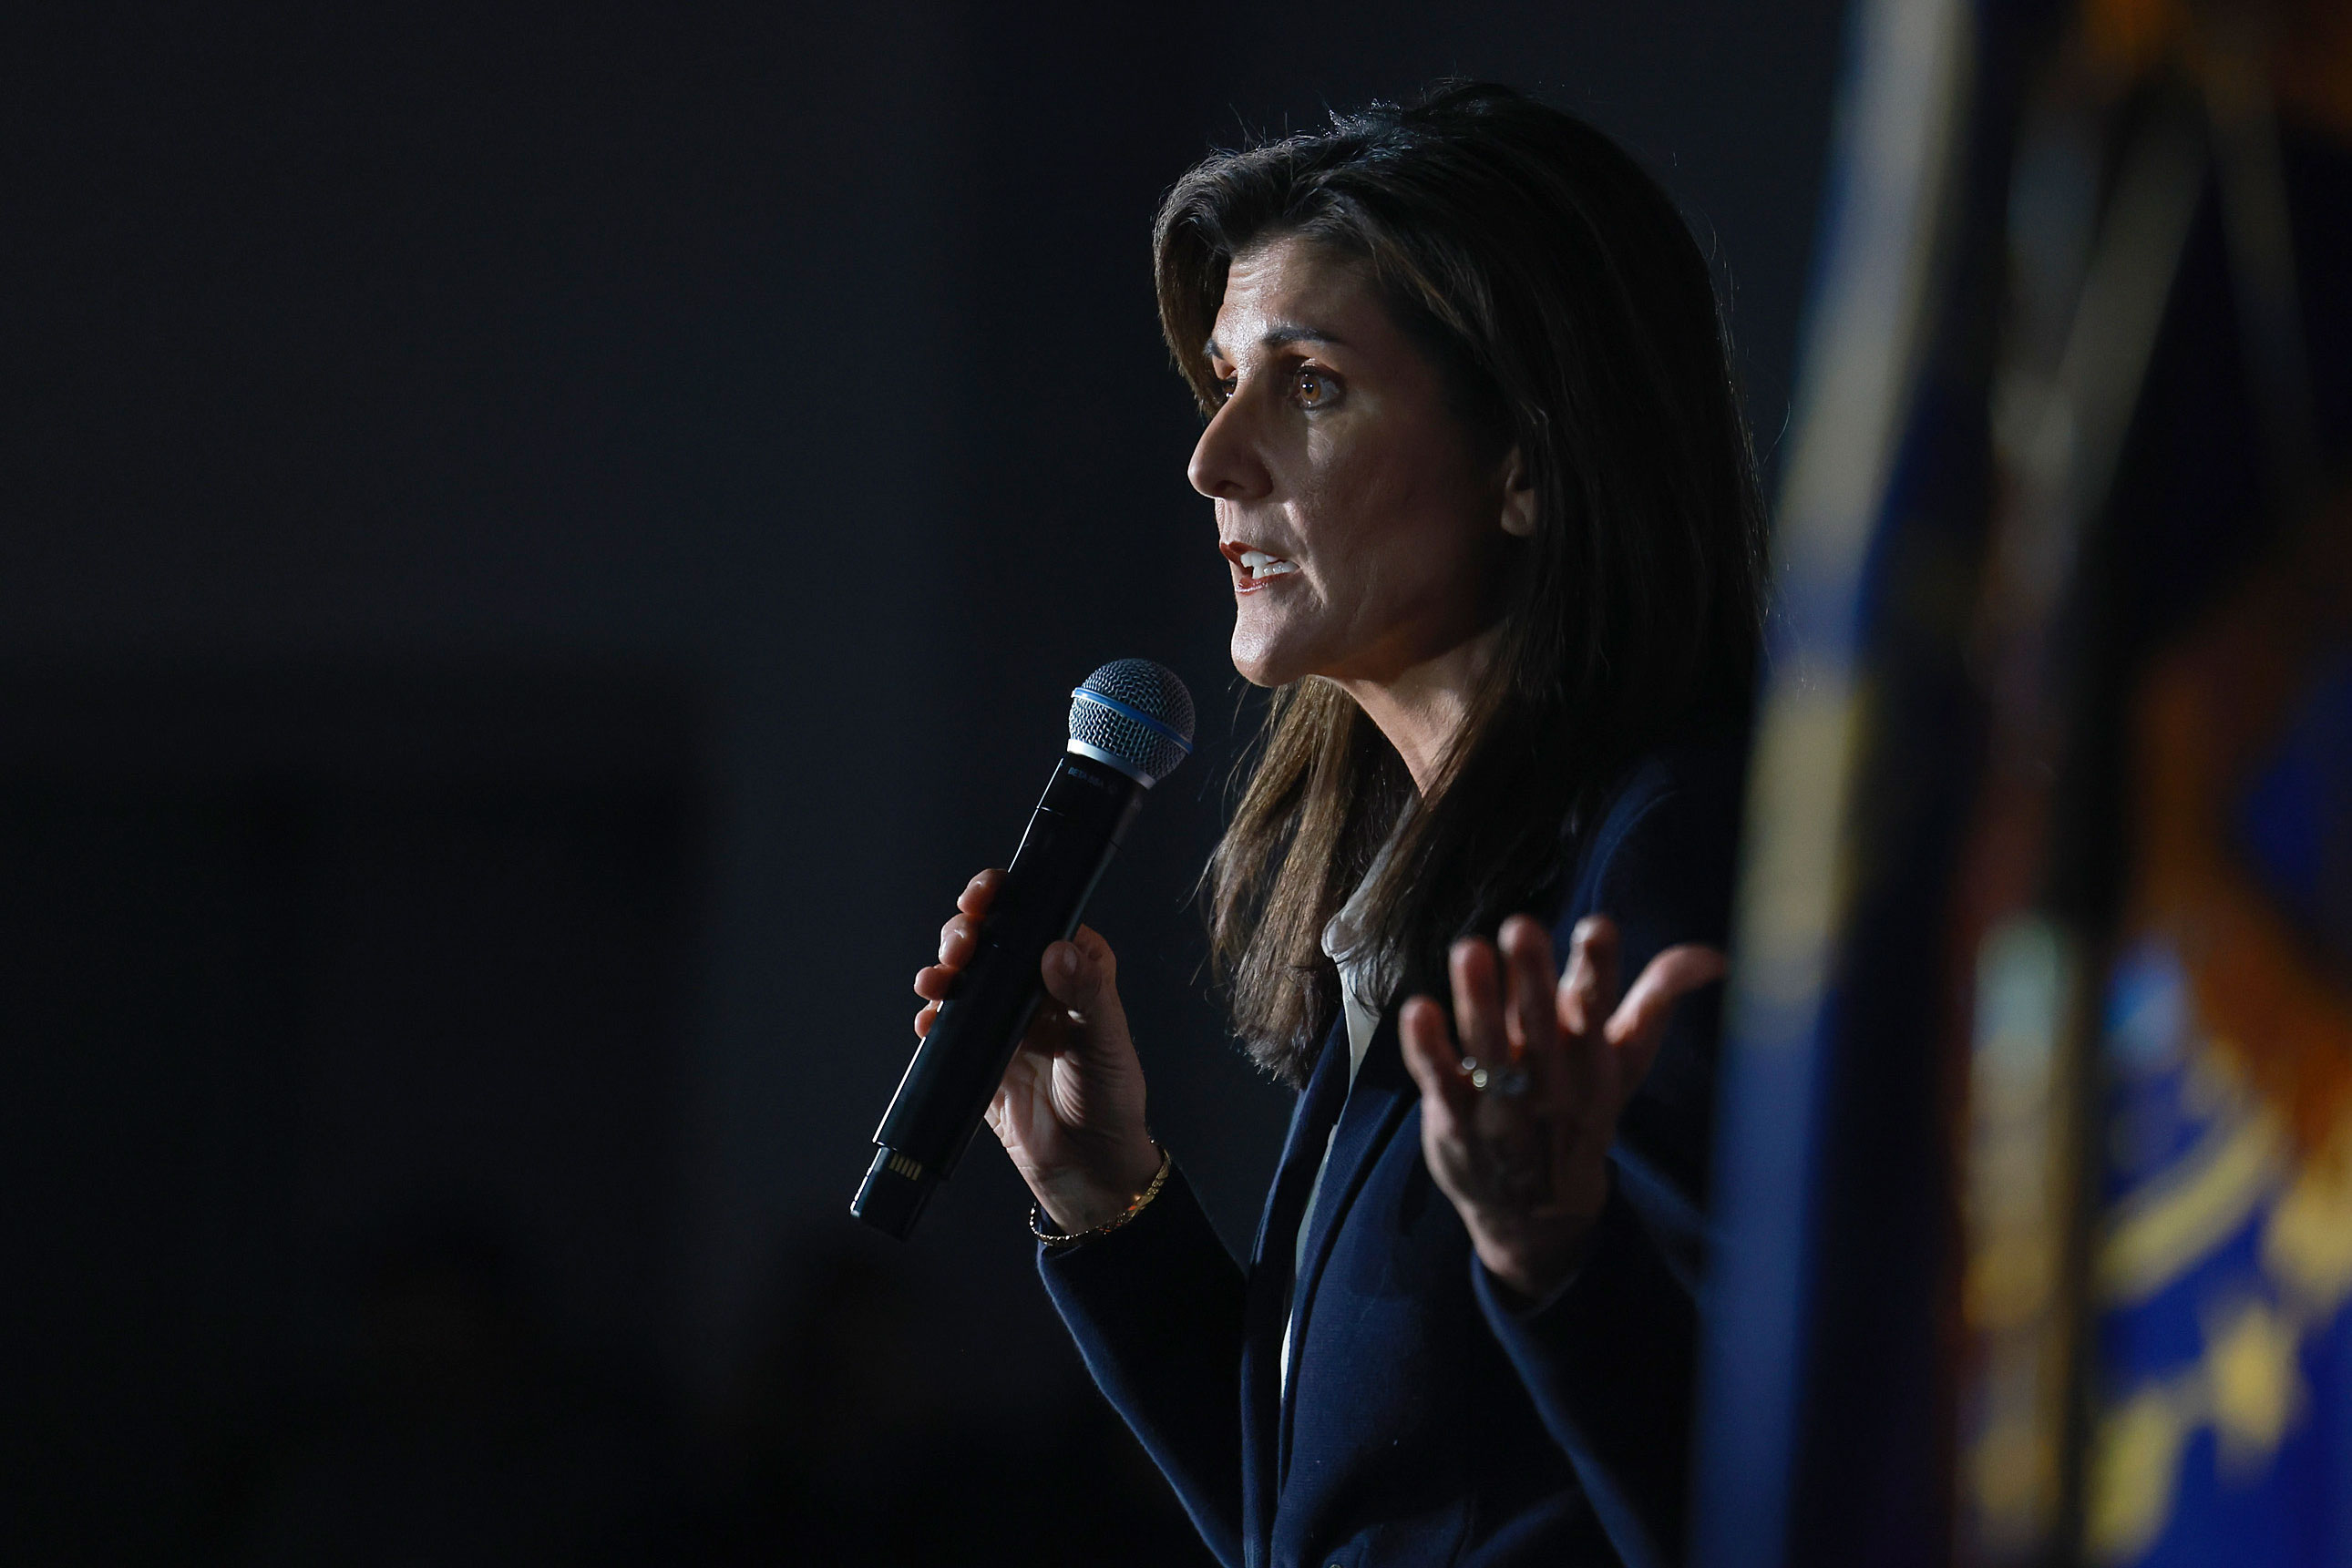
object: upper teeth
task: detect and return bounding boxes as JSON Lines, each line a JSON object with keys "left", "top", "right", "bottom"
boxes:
{"left": 1240, "top": 549, "right": 1298, "bottom": 576}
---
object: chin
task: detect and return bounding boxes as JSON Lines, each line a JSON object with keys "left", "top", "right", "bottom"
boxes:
{"left": 1227, "top": 652, "right": 1283, "bottom": 690}
{"left": 1229, "top": 606, "right": 1329, "bottom": 690}
{"left": 1228, "top": 627, "right": 1301, "bottom": 690}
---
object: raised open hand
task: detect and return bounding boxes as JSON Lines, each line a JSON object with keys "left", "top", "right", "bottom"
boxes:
{"left": 1398, "top": 914, "right": 1725, "bottom": 1304}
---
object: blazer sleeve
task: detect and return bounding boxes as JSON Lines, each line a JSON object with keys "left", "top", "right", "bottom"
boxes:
{"left": 1037, "top": 1163, "right": 1248, "bottom": 1568}
{"left": 1474, "top": 754, "right": 1741, "bottom": 1568}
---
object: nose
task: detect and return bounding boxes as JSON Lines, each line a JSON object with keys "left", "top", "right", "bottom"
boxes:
{"left": 1187, "top": 395, "right": 1274, "bottom": 503}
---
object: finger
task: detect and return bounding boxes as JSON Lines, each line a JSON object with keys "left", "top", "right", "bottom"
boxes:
{"left": 1556, "top": 916, "right": 1622, "bottom": 1039}
{"left": 1552, "top": 917, "right": 1623, "bottom": 1126}
{"left": 1497, "top": 916, "right": 1558, "bottom": 1070}
{"left": 955, "top": 868, "right": 1005, "bottom": 918}
{"left": 1400, "top": 993, "right": 1476, "bottom": 1128}
{"left": 1447, "top": 938, "right": 1507, "bottom": 1077}
{"left": 913, "top": 963, "right": 957, "bottom": 1002}
{"left": 1603, "top": 943, "right": 1727, "bottom": 1088}
{"left": 1452, "top": 938, "right": 1535, "bottom": 1142}
{"left": 939, "top": 912, "right": 981, "bottom": 968}
{"left": 915, "top": 1000, "right": 939, "bottom": 1038}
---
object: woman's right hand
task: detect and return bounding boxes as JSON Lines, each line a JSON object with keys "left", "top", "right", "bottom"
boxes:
{"left": 913, "top": 869, "right": 1162, "bottom": 1234}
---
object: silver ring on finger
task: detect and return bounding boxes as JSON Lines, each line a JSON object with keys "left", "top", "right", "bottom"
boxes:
{"left": 1459, "top": 1057, "right": 1530, "bottom": 1098}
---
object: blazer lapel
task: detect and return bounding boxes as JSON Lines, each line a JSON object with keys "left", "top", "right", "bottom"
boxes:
{"left": 1277, "top": 1007, "right": 1418, "bottom": 1483}
{"left": 1239, "top": 1019, "right": 1352, "bottom": 1565}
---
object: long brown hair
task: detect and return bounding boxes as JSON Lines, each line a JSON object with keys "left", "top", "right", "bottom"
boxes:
{"left": 1164, "top": 84, "right": 1766, "bottom": 1085}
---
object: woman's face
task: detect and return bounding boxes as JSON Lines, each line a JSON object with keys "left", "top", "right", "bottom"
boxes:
{"left": 1191, "top": 234, "right": 1524, "bottom": 691}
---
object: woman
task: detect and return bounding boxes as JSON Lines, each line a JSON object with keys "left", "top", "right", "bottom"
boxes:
{"left": 913, "top": 84, "right": 1762, "bottom": 1567}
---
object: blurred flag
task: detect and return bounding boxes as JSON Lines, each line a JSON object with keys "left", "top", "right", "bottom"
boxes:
{"left": 2086, "top": 509, "right": 2352, "bottom": 1565}
{"left": 1949, "top": 1, "right": 2352, "bottom": 1563}
{"left": 1699, "top": 0, "right": 2352, "bottom": 1563}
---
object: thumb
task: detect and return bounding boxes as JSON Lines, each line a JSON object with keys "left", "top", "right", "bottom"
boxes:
{"left": 1042, "top": 925, "right": 1119, "bottom": 1014}
{"left": 1602, "top": 943, "right": 1726, "bottom": 1089}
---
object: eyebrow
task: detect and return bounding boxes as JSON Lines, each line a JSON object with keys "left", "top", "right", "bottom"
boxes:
{"left": 1202, "top": 323, "right": 1343, "bottom": 360}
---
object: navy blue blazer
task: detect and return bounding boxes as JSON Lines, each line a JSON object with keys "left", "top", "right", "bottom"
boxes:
{"left": 1041, "top": 735, "right": 1742, "bottom": 1568}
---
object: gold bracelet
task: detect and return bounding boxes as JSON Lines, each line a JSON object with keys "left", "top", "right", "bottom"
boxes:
{"left": 1030, "top": 1143, "right": 1172, "bottom": 1248}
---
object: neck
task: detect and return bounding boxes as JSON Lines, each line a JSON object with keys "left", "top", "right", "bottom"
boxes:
{"left": 1332, "top": 626, "right": 1499, "bottom": 796}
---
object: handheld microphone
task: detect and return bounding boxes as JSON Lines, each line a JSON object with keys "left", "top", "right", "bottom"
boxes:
{"left": 851, "top": 659, "right": 1196, "bottom": 1240}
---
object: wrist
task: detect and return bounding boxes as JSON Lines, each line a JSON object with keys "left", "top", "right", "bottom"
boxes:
{"left": 1034, "top": 1141, "right": 1170, "bottom": 1244}
{"left": 1035, "top": 1134, "right": 1162, "bottom": 1232}
{"left": 1471, "top": 1214, "right": 1597, "bottom": 1306}
{"left": 1464, "top": 1163, "right": 1612, "bottom": 1305}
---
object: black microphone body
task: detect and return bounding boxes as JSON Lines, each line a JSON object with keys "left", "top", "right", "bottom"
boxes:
{"left": 852, "top": 658, "right": 1194, "bottom": 1240}
{"left": 852, "top": 752, "right": 1142, "bottom": 1237}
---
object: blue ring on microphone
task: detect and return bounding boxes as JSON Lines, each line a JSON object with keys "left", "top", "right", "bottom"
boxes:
{"left": 1070, "top": 688, "right": 1195, "bottom": 753}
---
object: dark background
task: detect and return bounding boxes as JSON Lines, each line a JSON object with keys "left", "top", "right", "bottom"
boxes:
{"left": 3, "top": 3, "right": 1844, "bottom": 1561}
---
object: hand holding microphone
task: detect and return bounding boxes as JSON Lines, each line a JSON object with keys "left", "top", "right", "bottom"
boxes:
{"left": 852, "top": 660, "right": 1194, "bottom": 1239}
{"left": 920, "top": 871, "right": 1160, "bottom": 1233}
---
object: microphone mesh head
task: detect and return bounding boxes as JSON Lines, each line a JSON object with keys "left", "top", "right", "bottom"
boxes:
{"left": 1068, "top": 660, "right": 1195, "bottom": 786}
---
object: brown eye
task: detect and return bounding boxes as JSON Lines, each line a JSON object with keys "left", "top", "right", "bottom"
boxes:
{"left": 1296, "top": 368, "right": 1335, "bottom": 408}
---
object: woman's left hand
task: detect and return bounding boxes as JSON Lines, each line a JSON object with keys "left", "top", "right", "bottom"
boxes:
{"left": 1400, "top": 914, "right": 1725, "bottom": 1305}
